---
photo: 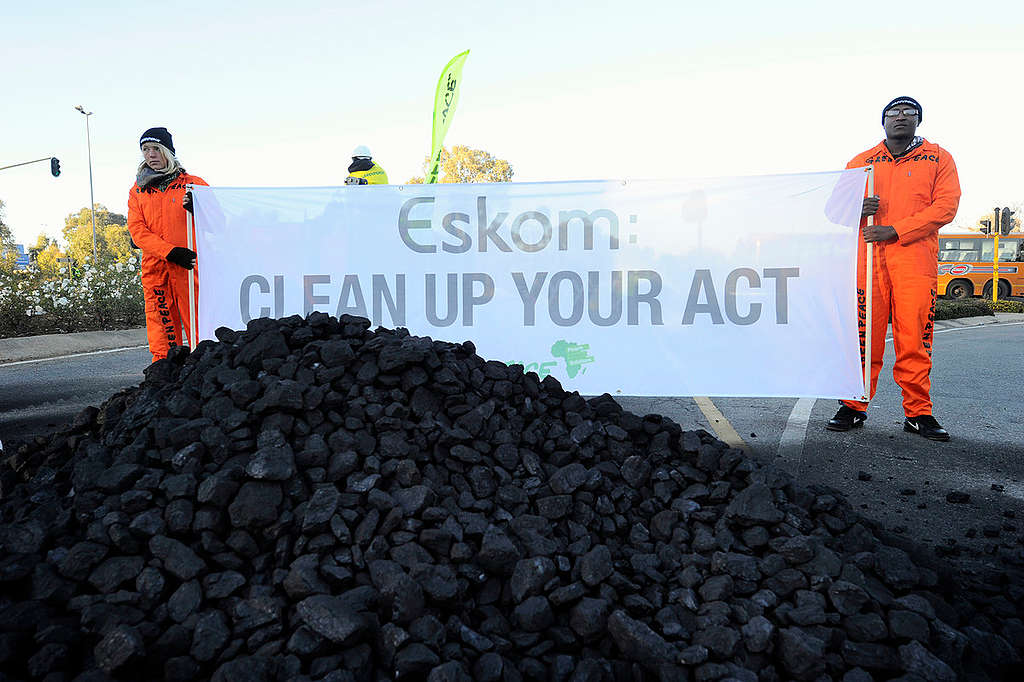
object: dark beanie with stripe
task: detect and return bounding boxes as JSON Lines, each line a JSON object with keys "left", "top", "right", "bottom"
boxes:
{"left": 140, "top": 127, "right": 175, "bottom": 154}
{"left": 881, "top": 97, "right": 922, "bottom": 125}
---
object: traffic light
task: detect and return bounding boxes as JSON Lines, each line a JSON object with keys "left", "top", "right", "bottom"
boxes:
{"left": 50, "top": 157, "right": 61, "bottom": 177}
{"left": 1001, "top": 207, "right": 1015, "bottom": 235}
{"left": 979, "top": 219, "right": 991, "bottom": 234}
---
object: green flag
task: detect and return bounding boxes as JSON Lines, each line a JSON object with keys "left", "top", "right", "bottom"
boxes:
{"left": 427, "top": 50, "right": 470, "bottom": 184}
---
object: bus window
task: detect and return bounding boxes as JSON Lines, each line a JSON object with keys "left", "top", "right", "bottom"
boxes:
{"left": 939, "top": 238, "right": 981, "bottom": 262}
{"left": 980, "top": 238, "right": 1021, "bottom": 263}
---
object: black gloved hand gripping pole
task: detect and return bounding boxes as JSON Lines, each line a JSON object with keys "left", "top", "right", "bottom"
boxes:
{"left": 186, "top": 184, "right": 198, "bottom": 349}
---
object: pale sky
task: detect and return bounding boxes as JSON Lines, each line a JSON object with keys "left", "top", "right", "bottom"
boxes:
{"left": 2, "top": 0, "right": 1021, "bottom": 247}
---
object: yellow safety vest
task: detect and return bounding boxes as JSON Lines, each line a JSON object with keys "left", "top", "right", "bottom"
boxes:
{"left": 347, "top": 162, "right": 388, "bottom": 185}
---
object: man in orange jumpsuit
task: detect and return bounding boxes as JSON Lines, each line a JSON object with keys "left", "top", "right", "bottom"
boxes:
{"left": 127, "top": 127, "right": 209, "bottom": 363}
{"left": 827, "top": 97, "right": 961, "bottom": 441}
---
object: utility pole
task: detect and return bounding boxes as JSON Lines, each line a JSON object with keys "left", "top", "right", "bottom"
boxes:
{"left": 993, "top": 207, "right": 1000, "bottom": 302}
{"left": 75, "top": 105, "right": 97, "bottom": 263}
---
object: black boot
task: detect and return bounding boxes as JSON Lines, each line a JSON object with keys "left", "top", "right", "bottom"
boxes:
{"left": 826, "top": 405, "right": 867, "bottom": 432}
{"left": 904, "top": 415, "right": 950, "bottom": 442}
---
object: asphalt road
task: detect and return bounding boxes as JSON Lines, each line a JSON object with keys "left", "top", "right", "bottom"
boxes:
{"left": 0, "top": 348, "right": 149, "bottom": 452}
{"left": 2, "top": 321, "right": 1022, "bottom": 566}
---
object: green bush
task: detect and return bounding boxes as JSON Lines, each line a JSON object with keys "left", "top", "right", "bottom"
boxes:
{"left": 0, "top": 257, "right": 144, "bottom": 338}
{"left": 989, "top": 299, "right": 1024, "bottom": 314}
{"left": 934, "top": 298, "right": 994, "bottom": 321}
{"left": 934, "top": 297, "right": 1024, "bottom": 320}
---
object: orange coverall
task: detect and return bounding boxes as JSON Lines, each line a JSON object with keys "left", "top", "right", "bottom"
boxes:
{"left": 842, "top": 139, "right": 960, "bottom": 417}
{"left": 127, "top": 171, "right": 208, "bottom": 362}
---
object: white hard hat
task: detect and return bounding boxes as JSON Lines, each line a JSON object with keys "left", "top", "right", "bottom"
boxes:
{"left": 352, "top": 145, "right": 372, "bottom": 159}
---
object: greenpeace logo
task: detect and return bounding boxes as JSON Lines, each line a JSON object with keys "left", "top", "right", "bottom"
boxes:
{"left": 864, "top": 153, "right": 938, "bottom": 164}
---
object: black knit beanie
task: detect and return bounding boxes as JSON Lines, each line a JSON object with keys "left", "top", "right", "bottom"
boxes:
{"left": 881, "top": 97, "right": 922, "bottom": 125}
{"left": 140, "top": 127, "right": 175, "bottom": 154}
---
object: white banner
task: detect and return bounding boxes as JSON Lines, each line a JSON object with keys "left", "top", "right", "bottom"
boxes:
{"left": 194, "top": 171, "right": 867, "bottom": 398}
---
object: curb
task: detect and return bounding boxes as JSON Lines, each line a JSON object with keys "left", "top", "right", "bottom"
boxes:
{"left": 2, "top": 313, "right": 1023, "bottom": 365}
{"left": 934, "top": 312, "right": 1024, "bottom": 331}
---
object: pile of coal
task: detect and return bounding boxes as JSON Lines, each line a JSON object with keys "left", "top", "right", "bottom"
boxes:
{"left": 1, "top": 313, "right": 1021, "bottom": 682}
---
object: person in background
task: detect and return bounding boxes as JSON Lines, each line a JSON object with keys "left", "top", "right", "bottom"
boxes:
{"left": 127, "top": 127, "right": 209, "bottom": 363}
{"left": 826, "top": 97, "right": 961, "bottom": 441}
{"left": 345, "top": 145, "right": 388, "bottom": 185}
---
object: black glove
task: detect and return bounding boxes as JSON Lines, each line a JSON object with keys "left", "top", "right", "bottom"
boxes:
{"left": 166, "top": 247, "right": 197, "bottom": 270}
{"left": 182, "top": 190, "right": 194, "bottom": 213}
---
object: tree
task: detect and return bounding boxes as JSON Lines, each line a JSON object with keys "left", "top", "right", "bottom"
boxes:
{"left": 28, "top": 233, "right": 52, "bottom": 261}
{"left": 103, "top": 222, "right": 136, "bottom": 263}
{"left": 406, "top": 145, "right": 514, "bottom": 184}
{"left": 0, "top": 199, "right": 18, "bottom": 273}
{"left": 62, "top": 204, "right": 131, "bottom": 264}
{"left": 0, "top": 200, "right": 12, "bottom": 249}
{"left": 25, "top": 233, "right": 64, "bottom": 276}
{"left": 35, "top": 241, "right": 63, "bottom": 276}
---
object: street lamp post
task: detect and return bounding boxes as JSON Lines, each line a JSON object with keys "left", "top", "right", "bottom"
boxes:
{"left": 74, "top": 105, "right": 97, "bottom": 263}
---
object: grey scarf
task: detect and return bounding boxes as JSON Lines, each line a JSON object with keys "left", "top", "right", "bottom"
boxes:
{"left": 136, "top": 165, "right": 184, "bottom": 191}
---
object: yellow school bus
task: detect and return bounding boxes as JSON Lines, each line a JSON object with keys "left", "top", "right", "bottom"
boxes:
{"left": 938, "top": 233, "right": 1024, "bottom": 299}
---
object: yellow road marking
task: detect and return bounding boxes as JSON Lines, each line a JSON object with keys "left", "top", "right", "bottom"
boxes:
{"left": 693, "top": 397, "right": 749, "bottom": 451}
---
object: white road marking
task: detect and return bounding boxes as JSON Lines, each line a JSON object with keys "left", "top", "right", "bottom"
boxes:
{"left": 881, "top": 320, "right": 1024, "bottom": 345}
{"left": 693, "top": 397, "right": 748, "bottom": 451}
{"left": 778, "top": 397, "right": 816, "bottom": 463}
{"left": 0, "top": 345, "right": 148, "bottom": 367}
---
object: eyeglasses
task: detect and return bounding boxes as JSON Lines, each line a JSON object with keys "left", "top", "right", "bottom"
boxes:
{"left": 884, "top": 107, "right": 918, "bottom": 118}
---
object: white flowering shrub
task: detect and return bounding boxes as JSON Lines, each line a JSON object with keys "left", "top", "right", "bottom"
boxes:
{"left": 0, "top": 257, "right": 144, "bottom": 337}
{"left": 0, "top": 268, "right": 40, "bottom": 337}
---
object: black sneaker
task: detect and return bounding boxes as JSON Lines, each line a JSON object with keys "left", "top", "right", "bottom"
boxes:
{"left": 826, "top": 405, "right": 867, "bottom": 431}
{"left": 904, "top": 415, "right": 950, "bottom": 441}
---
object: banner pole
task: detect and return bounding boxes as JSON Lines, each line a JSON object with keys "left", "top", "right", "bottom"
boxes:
{"left": 863, "top": 167, "right": 874, "bottom": 401}
{"left": 186, "top": 184, "right": 197, "bottom": 349}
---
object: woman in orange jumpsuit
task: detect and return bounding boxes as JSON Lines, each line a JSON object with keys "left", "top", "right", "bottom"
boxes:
{"left": 126, "top": 127, "right": 208, "bottom": 363}
{"left": 827, "top": 97, "right": 961, "bottom": 441}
